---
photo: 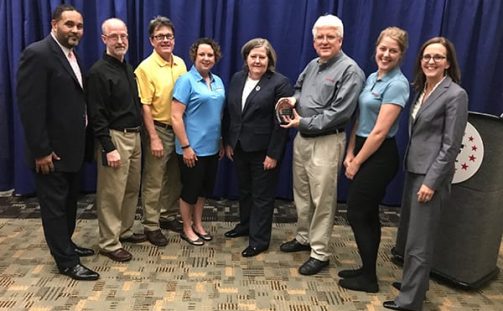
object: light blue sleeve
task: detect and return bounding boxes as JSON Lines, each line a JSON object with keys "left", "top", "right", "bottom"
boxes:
{"left": 173, "top": 74, "right": 192, "bottom": 106}
{"left": 382, "top": 79, "right": 410, "bottom": 108}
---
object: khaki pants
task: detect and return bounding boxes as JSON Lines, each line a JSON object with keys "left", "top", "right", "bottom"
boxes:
{"left": 96, "top": 130, "right": 141, "bottom": 252}
{"left": 292, "top": 132, "right": 345, "bottom": 261}
{"left": 141, "top": 125, "right": 181, "bottom": 231}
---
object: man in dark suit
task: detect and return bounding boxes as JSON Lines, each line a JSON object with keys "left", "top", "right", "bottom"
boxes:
{"left": 16, "top": 4, "right": 99, "bottom": 281}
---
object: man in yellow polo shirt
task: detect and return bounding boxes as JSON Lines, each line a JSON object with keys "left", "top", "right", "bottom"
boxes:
{"left": 135, "top": 16, "right": 187, "bottom": 246}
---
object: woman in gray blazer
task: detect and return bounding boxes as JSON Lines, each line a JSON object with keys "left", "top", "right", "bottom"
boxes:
{"left": 383, "top": 37, "right": 468, "bottom": 311}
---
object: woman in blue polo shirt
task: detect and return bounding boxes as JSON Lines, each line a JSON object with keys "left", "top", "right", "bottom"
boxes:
{"left": 171, "top": 38, "right": 225, "bottom": 246}
{"left": 338, "top": 27, "right": 410, "bottom": 292}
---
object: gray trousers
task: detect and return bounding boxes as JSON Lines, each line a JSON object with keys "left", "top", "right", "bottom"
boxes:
{"left": 395, "top": 172, "right": 450, "bottom": 310}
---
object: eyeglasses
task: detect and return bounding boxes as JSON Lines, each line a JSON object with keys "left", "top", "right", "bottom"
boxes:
{"left": 152, "top": 34, "right": 174, "bottom": 41}
{"left": 315, "top": 34, "right": 339, "bottom": 43}
{"left": 422, "top": 54, "right": 446, "bottom": 63}
{"left": 104, "top": 33, "right": 128, "bottom": 41}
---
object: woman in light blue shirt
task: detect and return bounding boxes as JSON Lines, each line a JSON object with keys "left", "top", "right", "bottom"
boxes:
{"left": 171, "top": 38, "right": 225, "bottom": 246}
{"left": 339, "top": 27, "right": 410, "bottom": 293}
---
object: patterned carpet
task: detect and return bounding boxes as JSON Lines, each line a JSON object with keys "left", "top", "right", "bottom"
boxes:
{"left": 0, "top": 195, "right": 502, "bottom": 310}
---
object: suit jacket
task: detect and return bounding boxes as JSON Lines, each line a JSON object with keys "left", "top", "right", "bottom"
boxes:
{"left": 223, "top": 70, "right": 293, "bottom": 160}
{"left": 17, "top": 35, "right": 87, "bottom": 172}
{"left": 405, "top": 76, "right": 468, "bottom": 190}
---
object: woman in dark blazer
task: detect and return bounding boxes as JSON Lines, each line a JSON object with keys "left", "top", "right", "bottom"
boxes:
{"left": 223, "top": 38, "right": 293, "bottom": 257}
{"left": 383, "top": 37, "right": 468, "bottom": 311}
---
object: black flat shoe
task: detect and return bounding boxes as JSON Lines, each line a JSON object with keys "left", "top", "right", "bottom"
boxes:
{"left": 338, "top": 267, "right": 363, "bottom": 278}
{"left": 59, "top": 263, "right": 99, "bottom": 281}
{"left": 241, "top": 245, "right": 268, "bottom": 257}
{"left": 338, "top": 275, "right": 379, "bottom": 293}
{"left": 73, "top": 245, "right": 95, "bottom": 257}
{"left": 383, "top": 300, "right": 412, "bottom": 311}
{"left": 298, "top": 257, "right": 329, "bottom": 275}
{"left": 224, "top": 228, "right": 248, "bottom": 238}
{"left": 192, "top": 226, "right": 213, "bottom": 241}
{"left": 180, "top": 232, "right": 204, "bottom": 246}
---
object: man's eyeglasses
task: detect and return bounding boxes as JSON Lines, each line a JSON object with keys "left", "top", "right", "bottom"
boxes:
{"left": 152, "top": 34, "right": 174, "bottom": 41}
{"left": 422, "top": 54, "right": 446, "bottom": 63}
{"left": 314, "top": 34, "right": 339, "bottom": 43}
{"left": 104, "top": 33, "right": 128, "bottom": 41}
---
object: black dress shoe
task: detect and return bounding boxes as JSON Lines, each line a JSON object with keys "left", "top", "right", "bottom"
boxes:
{"left": 392, "top": 281, "right": 402, "bottom": 290}
{"left": 241, "top": 245, "right": 268, "bottom": 257}
{"left": 298, "top": 257, "right": 329, "bottom": 275}
{"left": 338, "top": 267, "right": 363, "bottom": 278}
{"left": 74, "top": 245, "right": 95, "bottom": 257}
{"left": 224, "top": 228, "right": 248, "bottom": 238}
{"left": 383, "top": 300, "right": 412, "bottom": 311}
{"left": 280, "top": 239, "right": 311, "bottom": 252}
{"left": 160, "top": 219, "right": 183, "bottom": 233}
{"left": 145, "top": 229, "right": 168, "bottom": 247}
{"left": 338, "top": 275, "right": 379, "bottom": 293}
{"left": 60, "top": 264, "right": 99, "bottom": 281}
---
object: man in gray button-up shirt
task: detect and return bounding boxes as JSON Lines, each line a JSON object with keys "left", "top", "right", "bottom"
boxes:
{"left": 279, "top": 14, "right": 364, "bottom": 275}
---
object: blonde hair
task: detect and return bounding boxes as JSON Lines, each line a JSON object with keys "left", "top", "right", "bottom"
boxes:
{"left": 376, "top": 27, "right": 408, "bottom": 54}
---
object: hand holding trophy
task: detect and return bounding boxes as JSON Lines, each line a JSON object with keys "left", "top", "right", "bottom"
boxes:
{"left": 275, "top": 97, "right": 296, "bottom": 125}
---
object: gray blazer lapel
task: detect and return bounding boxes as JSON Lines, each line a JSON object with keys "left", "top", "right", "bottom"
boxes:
{"left": 415, "top": 76, "right": 452, "bottom": 120}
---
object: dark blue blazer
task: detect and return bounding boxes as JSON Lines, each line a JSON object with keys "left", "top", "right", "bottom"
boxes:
{"left": 223, "top": 70, "right": 293, "bottom": 160}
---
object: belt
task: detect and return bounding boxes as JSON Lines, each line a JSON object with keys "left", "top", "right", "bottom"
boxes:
{"left": 299, "top": 128, "right": 345, "bottom": 138}
{"left": 114, "top": 126, "right": 141, "bottom": 133}
{"left": 153, "top": 120, "right": 173, "bottom": 129}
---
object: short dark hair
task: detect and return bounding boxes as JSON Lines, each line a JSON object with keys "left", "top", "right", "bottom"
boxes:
{"left": 241, "top": 38, "right": 277, "bottom": 72}
{"left": 51, "top": 4, "right": 79, "bottom": 21}
{"left": 413, "top": 37, "right": 461, "bottom": 92}
{"left": 148, "top": 16, "right": 175, "bottom": 37}
{"left": 189, "top": 38, "right": 222, "bottom": 63}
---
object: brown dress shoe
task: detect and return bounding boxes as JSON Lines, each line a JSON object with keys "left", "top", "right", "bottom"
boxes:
{"left": 119, "top": 233, "right": 147, "bottom": 243}
{"left": 145, "top": 229, "right": 168, "bottom": 247}
{"left": 99, "top": 248, "right": 132, "bottom": 262}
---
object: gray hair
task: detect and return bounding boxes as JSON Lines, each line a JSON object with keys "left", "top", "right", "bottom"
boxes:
{"left": 312, "top": 14, "right": 344, "bottom": 38}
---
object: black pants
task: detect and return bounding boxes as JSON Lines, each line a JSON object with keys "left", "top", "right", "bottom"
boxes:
{"left": 234, "top": 144, "right": 280, "bottom": 248}
{"left": 34, "top": 171, "right": 81, "bottom": 269}
{"left": 346, "top": 136, "right": 399, "bottom": 278}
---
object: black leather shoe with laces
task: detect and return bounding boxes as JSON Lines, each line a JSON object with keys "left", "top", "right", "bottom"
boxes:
{"left": 298, "top": 257, "right": 329, "bottom": 275}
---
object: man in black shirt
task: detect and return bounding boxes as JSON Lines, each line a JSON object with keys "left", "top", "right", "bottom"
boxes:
{"left": 86, "top": 18, "right": 144, "bottom": 262}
